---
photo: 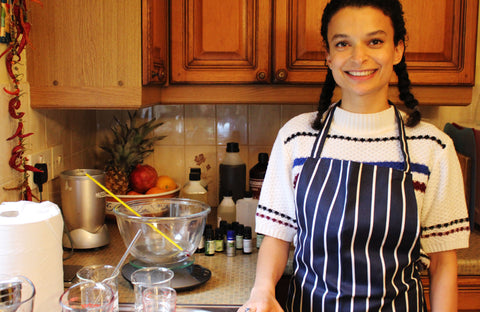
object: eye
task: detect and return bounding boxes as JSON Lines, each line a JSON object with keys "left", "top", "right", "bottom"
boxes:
{"left": 369, "top": 38, "right": 384, "bottom": 47}
{"left": 334, "top": 41, "right": 349, "bottom": 49}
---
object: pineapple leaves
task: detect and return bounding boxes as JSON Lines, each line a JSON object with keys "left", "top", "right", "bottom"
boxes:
{"left": 100, "top": 111, "right": 166, "bottom": 176}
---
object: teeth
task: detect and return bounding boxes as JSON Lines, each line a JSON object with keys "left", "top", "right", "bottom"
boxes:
{"left": 348, "top": 70, "right": 375, "bottom": 77}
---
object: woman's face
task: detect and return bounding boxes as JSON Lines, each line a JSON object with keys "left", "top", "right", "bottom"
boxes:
{"left": 326, "top": 6, "right": 404, "bottom": 106}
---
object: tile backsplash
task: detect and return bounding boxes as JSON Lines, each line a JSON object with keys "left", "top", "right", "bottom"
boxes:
{"left": 95, "top": 104, "right": 316, "bottom": 207}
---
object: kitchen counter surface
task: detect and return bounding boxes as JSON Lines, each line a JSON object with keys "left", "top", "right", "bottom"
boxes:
{"left": 63, "top": 221, "right": 256, "bottom": 305}
{"left": 64, "top": 221, "right": 480, "bottom": 306}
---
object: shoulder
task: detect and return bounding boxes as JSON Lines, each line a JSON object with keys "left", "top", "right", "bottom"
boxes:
{"left": 278, "top": 112, "right": 318, "bottom": 143}
{"left": 403, "top": 115, "right": 454, "bottom": 151}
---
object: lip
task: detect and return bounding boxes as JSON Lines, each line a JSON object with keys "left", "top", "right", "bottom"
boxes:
{"left": 345, "top": 69, "right": 378, "bottom": 79}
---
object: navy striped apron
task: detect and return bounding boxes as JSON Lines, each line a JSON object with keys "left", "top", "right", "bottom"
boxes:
{"left": 287, "top": 104, "right": 424, "bottom": 312}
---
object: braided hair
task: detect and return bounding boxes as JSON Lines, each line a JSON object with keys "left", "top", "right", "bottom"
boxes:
{"left": 312, "top": 0, "right": 420, "bottom": 130}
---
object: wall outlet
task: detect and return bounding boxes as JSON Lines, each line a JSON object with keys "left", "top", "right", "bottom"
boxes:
{"left": 51, "top": 144, "right": 64, "bottom": 179}
{"left": 27, "top": 149, "right": 53, "bottom": 187}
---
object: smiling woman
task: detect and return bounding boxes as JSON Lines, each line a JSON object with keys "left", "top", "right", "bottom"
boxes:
{"left": 240, "top": 1, "right": 471, "bottom": 311}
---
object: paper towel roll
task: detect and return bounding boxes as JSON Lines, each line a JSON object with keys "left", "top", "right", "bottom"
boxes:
{"left": 0, "top": 201, "right": 64, "bottom": 312}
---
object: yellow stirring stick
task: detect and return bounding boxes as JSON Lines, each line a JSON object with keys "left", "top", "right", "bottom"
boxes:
{"left": 84, "top": 172, "right": 185, "bottom": 252}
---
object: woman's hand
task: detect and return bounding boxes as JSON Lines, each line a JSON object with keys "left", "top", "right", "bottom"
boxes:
{"left": 237, "top": 286, "right": 284, "bottom": 312}
{"left": 238, "top": 236, "right": 291, "bottom": 312}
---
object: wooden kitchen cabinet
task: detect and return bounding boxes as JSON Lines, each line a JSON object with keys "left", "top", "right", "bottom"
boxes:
{"left": 170, "top": 0, "right": 272, "bottom": 83}
{"left": 274, "top": 0, "right": 478, "bottom": 85}
{"left": 26, "top": 0, "right": 478, "bottom": 108}
{"left": 27, "top": 0, "right": 168, "bottom": 109}
{"left": 172, "top": 0, "right": 477, "bottom": 86}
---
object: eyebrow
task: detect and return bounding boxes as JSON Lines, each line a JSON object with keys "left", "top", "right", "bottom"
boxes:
{"left": 330, "top": 30, "right": 388, "bottom": 41}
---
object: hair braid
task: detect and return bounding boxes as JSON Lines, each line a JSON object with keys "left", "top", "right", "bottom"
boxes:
{"left": 394, "top": 55, "right": 421, "bottom": 127}
{"left": 312, "top": 69, "right": 336, "bottom": 130}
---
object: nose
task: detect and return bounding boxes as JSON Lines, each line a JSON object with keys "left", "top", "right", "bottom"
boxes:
{"left": 350, "top": 44, "right": 368, "bottom": 65}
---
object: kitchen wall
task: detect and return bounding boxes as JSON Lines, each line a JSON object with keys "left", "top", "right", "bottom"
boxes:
{"left": 1, "top": 18, "right": 480, "bottom": 207}
{"left": 0, "top": 57, "right": 97, "bottom": 203}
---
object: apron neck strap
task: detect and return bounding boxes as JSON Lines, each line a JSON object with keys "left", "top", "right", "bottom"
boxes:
{"left": 311, "top": 101, "right": 412, "bottom": 173}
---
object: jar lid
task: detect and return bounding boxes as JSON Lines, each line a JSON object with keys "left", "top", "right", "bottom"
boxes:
{"left": 226, "top": 142, "right": 239, "bottom": 152}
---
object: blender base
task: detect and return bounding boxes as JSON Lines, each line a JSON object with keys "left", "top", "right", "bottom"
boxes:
{"left": 121, "top": 262, "right": 211, "bottom": 291}
{"left": 63, "top": 224, "right": 110, "bottom": 249}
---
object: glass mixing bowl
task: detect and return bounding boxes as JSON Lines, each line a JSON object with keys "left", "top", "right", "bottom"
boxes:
{"left": 114, "top": 198, "right": 210, "bottom": 267}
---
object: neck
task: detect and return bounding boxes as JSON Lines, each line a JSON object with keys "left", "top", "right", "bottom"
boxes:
{"left": 339, "top": 88, "right": 390, "bottom": 113}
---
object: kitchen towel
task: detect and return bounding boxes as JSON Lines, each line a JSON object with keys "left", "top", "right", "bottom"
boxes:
{"left": 0, "top": 201, "right": 64, "bottom": 312}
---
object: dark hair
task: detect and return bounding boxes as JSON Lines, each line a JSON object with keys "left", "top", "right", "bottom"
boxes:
{"left": 312, "top": 0, "right": 420, "bottom": 130}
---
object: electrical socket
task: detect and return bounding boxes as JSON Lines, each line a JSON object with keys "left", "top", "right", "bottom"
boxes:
{"left": 51, "top": 144, "right": 64, "bottom": 179}
{"left": 27, "top": 149, "right": 52, "bottom": 187}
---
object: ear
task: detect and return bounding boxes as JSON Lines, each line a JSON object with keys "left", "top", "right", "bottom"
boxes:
{"left": 393, "top": 40, "right": 405, "bottom": 65}
{"left": 325, "top": 51, "right": 332, "bottom": 68}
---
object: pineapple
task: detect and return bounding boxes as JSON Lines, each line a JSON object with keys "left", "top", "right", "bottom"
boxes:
{"left": 100, "top": 111, "right": 165, "bottom": 194}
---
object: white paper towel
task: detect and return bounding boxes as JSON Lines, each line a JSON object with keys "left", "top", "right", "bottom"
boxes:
{"left": 0, "top": 201, "right": 64, "bottom": 312}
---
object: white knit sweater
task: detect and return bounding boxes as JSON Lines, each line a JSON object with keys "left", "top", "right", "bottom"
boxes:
{"left": 256, "top": 106, "right": 470, "bottom": 262}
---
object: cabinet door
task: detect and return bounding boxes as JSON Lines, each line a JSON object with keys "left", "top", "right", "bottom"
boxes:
{"left": 274, "top": 0, "right": 478, "bottom": 85}
{"left": 143, "top": 0, "right": 168, "bottom": 85}
{"left": 170, "top": 0, "right": 272, "bottom": 84}
{"left": 27, "top": 0, "right": 141, "bottom": 89}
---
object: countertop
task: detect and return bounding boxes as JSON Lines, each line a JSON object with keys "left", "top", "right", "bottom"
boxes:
{"left": 63, "top": 221, "right": 480, "bottom": 306}
{"left": 63, "top": 221, "right": 257, "bottom": 305}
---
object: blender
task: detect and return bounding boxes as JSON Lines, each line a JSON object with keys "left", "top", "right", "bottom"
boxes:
{"left": 60, "top": 169, "right": 110, "bottom": 249}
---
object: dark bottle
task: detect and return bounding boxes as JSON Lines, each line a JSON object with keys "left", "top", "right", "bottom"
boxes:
{"left": 249, "top": 153, "right": 269, "bottom": 199}
{"left": 215, "top": 228, "right": 224, "bottom": 252}
{"left": 204, "top": 227, "right": 215, "bottom": 256}
{"left": 236, "top": 224, "right": 244, "bottom": 250}
{"left": 243, "top": 226, "right": 253, "bottom": 254}
{"left": 219, "top": 142, "right": 246, "bottom": 202}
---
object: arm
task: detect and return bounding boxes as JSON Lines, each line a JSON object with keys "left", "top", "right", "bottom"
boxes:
{"left": 428, "top": 250, "right": 458, "bottom": 312}
{"left": 239, "top": 236, "right": 291, "bottom": 312}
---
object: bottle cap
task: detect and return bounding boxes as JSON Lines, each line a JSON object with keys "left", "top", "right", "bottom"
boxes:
{"left": 190, "top": 167, "right": 201, "bottom": 174}
{"left": 227, "top": 230, "right": 235, "bottom": 240}
{"left": 244, "top": 226, "right": 252, "bottom": 238}
{"left": 226, "top": 142, "right": 239, "bottom": 153}
{"left": 244, "top": 191, "right": 253, "bottom": 198}
{"left": 258, "top": 152, "right": 269, "bottom": 163}
{"left": 189, "top": 171, "right": 201, "bottom": 181}
{"left": 224, "top": 190, "right": 233, "bottom": 197}
{"left": 237, "top": 224, "right": 244, "bottom": 234}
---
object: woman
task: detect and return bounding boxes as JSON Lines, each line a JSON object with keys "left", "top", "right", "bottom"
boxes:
{"left": 241, "top": 0, "right": 470, "bottom": 311}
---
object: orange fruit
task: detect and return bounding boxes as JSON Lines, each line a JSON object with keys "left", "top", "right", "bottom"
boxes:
{"left": 127, "top": 190, "right": 143, "bottom": 195}
{"left": 145, "top": 186, "right": 165, "bottom": 194}
{"left": 155, "top": 175, "right": 177, "bottom": 191}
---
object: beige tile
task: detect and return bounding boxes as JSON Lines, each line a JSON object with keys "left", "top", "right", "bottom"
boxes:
{"left": 248, "top": 104, "right": 281, "bottom": 146}
{"left": 151, "top": 105, "right": 184, "bottom": 145}
{"left": 185, "top": 105, "right": 216, "bottom": 145}
{"left": 152, "top": 146, "right": 185, "bottom": 187}
{"left": 184, "top": 145, "right": 217, "bottom": 207}
{"left": 281, "top": 104, "right": 316, "bottom": 126}
{"left": 216, "top": 105, "right": 248, "bottom": 145}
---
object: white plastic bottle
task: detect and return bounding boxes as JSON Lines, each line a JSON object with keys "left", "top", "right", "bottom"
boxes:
{"left": 217, "top": 191, "right": 236, "bottom": 226}
{"left": 180, "top": 168, "right": 208, "bottom": 204}
{"left": 236, "top": 191, "right": 258, "bottom": 238}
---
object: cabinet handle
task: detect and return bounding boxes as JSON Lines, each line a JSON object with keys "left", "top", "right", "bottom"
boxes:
{"left": 256, "top": 71, "right": 267, "bottom": 81}
{"left": 152, "top": 65, "right": 166, "bottom": 84}
{"left": 275, "top": 69, "right": 288, "bottom": 81}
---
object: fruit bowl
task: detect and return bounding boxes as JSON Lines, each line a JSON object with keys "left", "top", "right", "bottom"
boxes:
{"left": 113, "top": 198, "right": 210, "bottom": 267}
{"left": 105, "top": 187, "right": 180, "bottom": 217}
